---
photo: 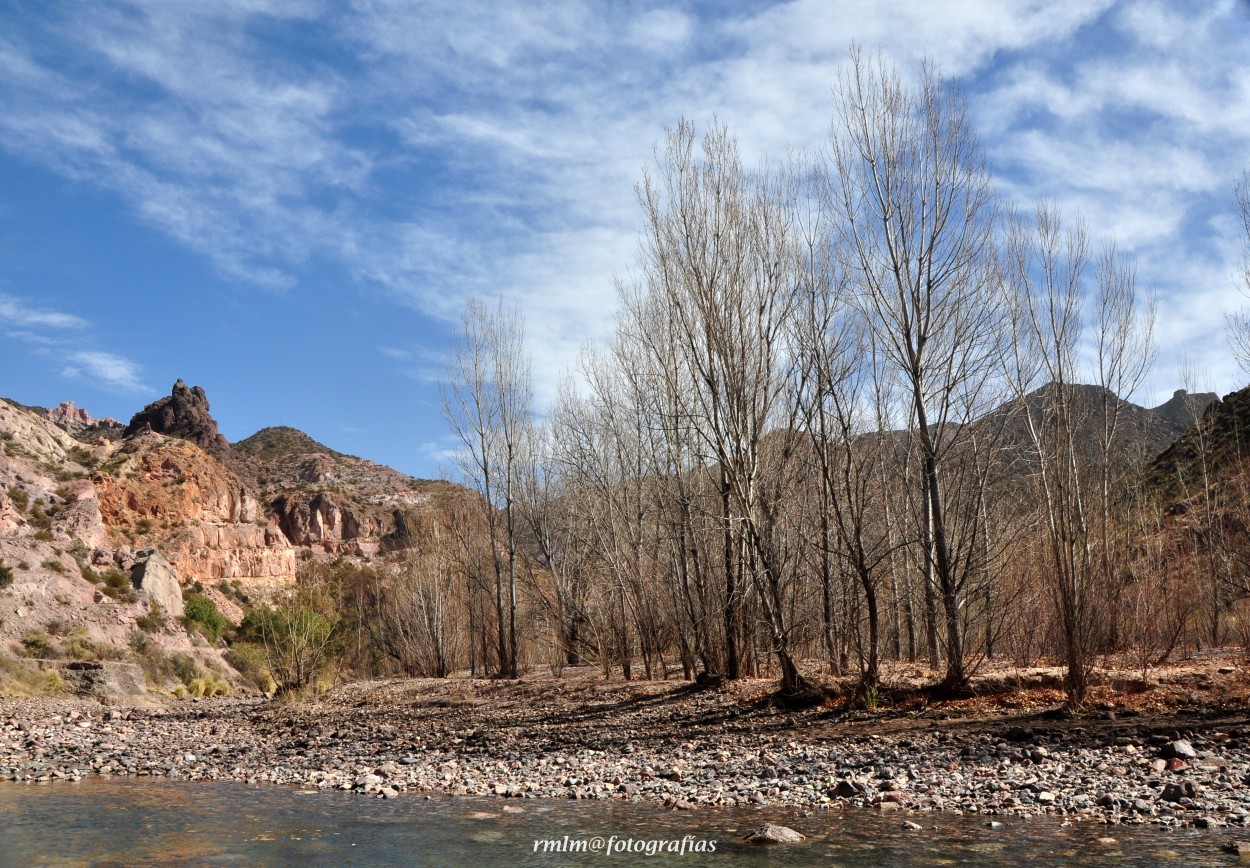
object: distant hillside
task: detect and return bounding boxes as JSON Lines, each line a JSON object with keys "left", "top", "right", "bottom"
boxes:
{"left": 976, "top": 383, "right": 1212, "bottom": 470}
{"left": 1150, "top": 389, "right": 1219, "bottom": 433}
{"left": 1149, "top": 385, "right": 1250, "bottom": 498}
{"left": 234, "top": 426, "right": 345, "bottom": 464}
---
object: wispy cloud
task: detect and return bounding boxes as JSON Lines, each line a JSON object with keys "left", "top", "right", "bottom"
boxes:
{"left": 0, "top": 293, "right": 88, "bottom": 331}
{"left": 0, "top": 290, "right": 148, "bottom": 394}
{"left": 61, "top": 351, "right": 147, "bottom": 394}
{"left": 2, "top": 0, "right": 1249, "bottom": 411}
{"left": 379, "top": 343, "right": 450, "bottom": 387}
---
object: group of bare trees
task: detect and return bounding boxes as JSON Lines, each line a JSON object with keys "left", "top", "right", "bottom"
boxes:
{"left": 425, "top": 49, "right": 1248, "bottom": 705}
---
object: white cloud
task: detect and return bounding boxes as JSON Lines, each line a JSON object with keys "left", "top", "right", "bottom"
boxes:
{"left": 62, "top": 351, "right": 148, "bottom": 393}
{"left": 379, "top": 343, "right": 448, "bottom": 386}
{"left": 0, "top": 294, "right": 88, "bottom": 331}
{"left": 3, "top": 0, "right": 1250, "bottom": 410}
{"left": 0, "top": 292, "right": 148, "bottom": 394}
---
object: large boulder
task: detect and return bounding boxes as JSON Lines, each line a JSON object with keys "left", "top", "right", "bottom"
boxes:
{"left": 745, "top": 824, "right": 805, "bottom": 844}
{"left": 50, "top": 481, "right": 109, "bottom": 549}
{"left": 56, "top": 661, "right": 162, "bottom": 707}
{"left": 130, "top": 549, "right": 184, "bottom": 617}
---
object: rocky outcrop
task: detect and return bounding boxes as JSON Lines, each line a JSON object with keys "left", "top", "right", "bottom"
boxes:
{"left": 124, "top": 380, "right": 229, "bottom": 453}
{"left": 45, "top": 401, "right": 122, "bottom": 436}
{"left": 1149, "top": 383, "right": 1250, "bottom": 499}
{"left": 130, "top": 550, "right": 184, "bottom": 617}
{"left": 95, "top": 436, "right": 296, "bottom": 593}
{"left": 271, "top": 491, "right": 385, "bottom": 555}
{"left": 47, "top": 401, "right": 93, "bottom": 429}
{"left": 50, "top": 489, "right": 109, "bottom": 550}
{"left": 0, "top": 398, "right": 100, "bottom": 469}
{"left": 164, "top": 522, "right": 295, "bottom": 595}
{"left": 1151, "top": 389, "right": 1219, "bottom": 433}
{"left": 55, "top": 661, "right": 158, "bottom": 706}
{"left": 0, "top": 401, "right": 112, "bottom": 549}
{"left": 236, "top": 426, "right": 453, "bottom": 556}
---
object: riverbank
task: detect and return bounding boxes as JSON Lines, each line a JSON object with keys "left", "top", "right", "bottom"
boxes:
{"left": 3, "top": 659, "right": 1249, "bottom": 832}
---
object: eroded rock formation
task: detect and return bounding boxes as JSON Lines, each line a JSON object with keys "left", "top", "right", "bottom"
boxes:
{"left": 94, "top": 436, "right": 296, "bottom": 593}
{"left": 124, "top": 380, "right": 230, "bottom": 453}
{"left": 45, "top": 401, "right": 122, "bottom": 436}
{"left": 271, "top": 491, "right": 385, "bottom": 556}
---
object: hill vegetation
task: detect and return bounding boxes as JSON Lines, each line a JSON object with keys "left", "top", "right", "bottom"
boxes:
{"left": 234, "top": 426, "right": 345, "bottom": 463}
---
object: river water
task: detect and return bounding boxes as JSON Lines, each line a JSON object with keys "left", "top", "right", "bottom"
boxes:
{"left": 0, "top": 779, "right": 1234, "bottom": 866}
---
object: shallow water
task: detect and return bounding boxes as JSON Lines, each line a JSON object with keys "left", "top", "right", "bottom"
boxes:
{"left": 0, "top": 779, "right": 1233, "bottom": 867}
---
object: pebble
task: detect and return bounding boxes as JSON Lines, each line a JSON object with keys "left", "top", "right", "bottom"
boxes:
{"left": 2, "top": 692, "right": 1248, "bottom": 832}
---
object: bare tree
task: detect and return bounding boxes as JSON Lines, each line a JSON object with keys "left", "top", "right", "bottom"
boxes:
{"left": 828, "top": 47, "right": 1003, "bottom": 693}
{"left": 1226, "top": 171, "right": 1250, "bottom": 374}
{"left": 630, "top": 119, "right": 810, "bottom": 695}
{"left": 442, "top": 298, "right": 533, "bottom": 678}
{"left": 518, "top": 408, "right": 594, "bottom": 669}
{"left": 1003, "top": 201, "right": 1155, "bottom": 704}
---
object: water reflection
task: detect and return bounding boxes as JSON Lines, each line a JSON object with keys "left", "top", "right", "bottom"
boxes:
{"left": 0, "top": 779, "right": 1230, "bottom": 867}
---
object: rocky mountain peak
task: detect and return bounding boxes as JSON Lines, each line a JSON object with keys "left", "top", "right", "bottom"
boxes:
{"left": 46, "top": 400, "right": 123, "bottom": 438}
{"left": 1150, "top": 388, "right": 1219, "bottom": 432}
{"left": 124, "top": 379, "right": 230, "bottom": 453}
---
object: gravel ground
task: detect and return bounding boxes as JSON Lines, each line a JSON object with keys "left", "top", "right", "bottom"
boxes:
{"left": 3, "top": 675, "right": 1250, "bottom": 832}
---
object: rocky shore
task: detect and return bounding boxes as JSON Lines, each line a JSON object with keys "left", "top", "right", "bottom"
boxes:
{"left": 3, "top": 676, "right": 1250, "bottom": 833}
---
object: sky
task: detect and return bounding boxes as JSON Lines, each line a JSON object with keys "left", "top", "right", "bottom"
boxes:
{"left": 1, "top": 0, "right": 1249, "bottom": 478}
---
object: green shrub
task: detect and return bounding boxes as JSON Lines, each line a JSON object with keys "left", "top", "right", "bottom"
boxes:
{"left": 225, "top": 642, "right": 273, "bottom": 693}
{"left": 188, "top": 677, "right": 228, "bottom": 698}
{"left": 0, "top": 651, "right": 58, "bottom": 697}
{"left": 135, "top": 603, "right": 165, "bottom": 633}
{"left": 135, "top": 517, "right": 153, "bottom": 534}
{"left": 67, "top": 445, "right": 97, "bottom": 469}
{"left": 101, "top": 568, "right": 130, "bottom": 590}
{"left": 18, "top": 632, "right": 56, "bottom": 659}
{"left": 170, "top": 652, "right": 200, "bottom": 686}
{"left": 92, "top": 568, "right": 138, "bottom": 604}
{"left": 28, "top": 505, "right": 53, "bottom": 530}
{"left": 132, "top": 642, "right": 184, "bottom": 689}
{"left": 6, "top": 485, "right": 29, "bottom": 513}
{"left": 0, "top": 562, "right": 12, "bottom": 589}
{"left": 66, "top": 540, "right": 90, "bottom": 566}
{"left": 41, "top": 559, "right": 66, "bottom": 574}
{"left": 44, "top": 618, "right": 70, "bottom": 637}
{"left": 183, "top": 594, "right": 227, "bottom": 643}
{"left": 62, "top": 626, "right": 123, "bottom": 662}
{"left": 236, "top": 600, "right": 337, "bottom": 696}
{"left": 33, "top": 529, "right": 53, "bottom": 542}
{"left": 215, "top": 579, "right": 251, "bottom": 607}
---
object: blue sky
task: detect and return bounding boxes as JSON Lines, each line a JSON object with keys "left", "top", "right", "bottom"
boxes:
{"left": 2, "top": 0, "right": 1249, "bottom": 478}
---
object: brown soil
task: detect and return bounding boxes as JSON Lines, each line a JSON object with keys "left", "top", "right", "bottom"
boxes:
{"left": 316, "top": 650, "right": 1250, "bottom": 750}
